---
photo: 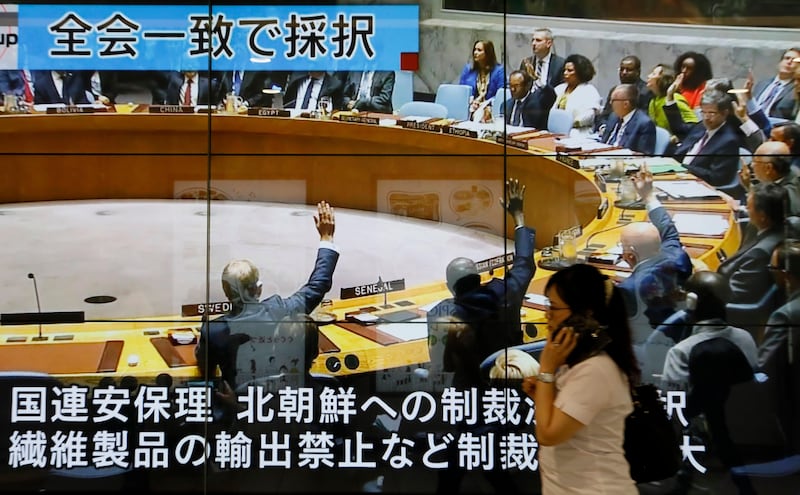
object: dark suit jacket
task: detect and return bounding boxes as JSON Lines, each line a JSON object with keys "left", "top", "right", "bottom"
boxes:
{"left": 196, "top": 247, "right": 339, "bottom": 387}
{"left": 596, "top": 79, "right": 653, "bottom": 131}
{"left": 601, "top": 109, "right": 657, "bottom": 155}
{"left": 32, "top": 71, "right": 90, "bottom": 105}
{"left": 519, "top": 53, "right": 565, "bottom": 88}
{"left": 165, "top": 71, "right": 218, "bottom": 106}
{"left": 0, "top": 70, "right": 26, "bottom": 98}
{"left": 619, "top": 205, "right": 693, "bottom": 327}
{"left": 218, "top": 71, "right": 275, "bottom": 107}
{"left": 504, "top": 85, "right": 556, "bottom": 130}
{"left": 341, "top": 71, "right": 395, "bottom": 113}
{"left": 283, "top": 73, "right": 344, "bottom": 111}
{"left": 426, "top": 226, "right": 536, "bottom": 368}
{"left": 671, "top": 121, "right": 740, "bottom": 187}
{"left": 717, "top": 226, "right": 783, "bottom": 305}
{"left": 753, "top": 78, "right": 797, "bottom": 120}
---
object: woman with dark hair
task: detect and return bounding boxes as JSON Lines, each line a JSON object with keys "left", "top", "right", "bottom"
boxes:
{"left": 522, "top": 264, "right": 639, "bottom": 494}
{"left": 458, "top": 39, "right": 506, "bottom": 119}
{"left": 672, "top": 51, "right": 713, "bottom": 108}
{"left": 550, "top": 53, "right": 602, "bottom": 137}
{"left": 647, "top": 63, "right": 698, "bottom": 136}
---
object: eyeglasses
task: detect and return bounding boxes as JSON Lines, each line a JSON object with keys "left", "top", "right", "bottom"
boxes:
{"left": 544, "top": 300, "right": 570, "bottom": 311}
{"left": 767, "top": 265, "right": 785, "bottom": 272}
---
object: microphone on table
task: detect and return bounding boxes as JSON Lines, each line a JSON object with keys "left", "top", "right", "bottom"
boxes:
{"left": 583, "top": 223, "right": 628, "bottom": 251}
{"left": 28, "top": 273, "right": 44, "bottom": 341}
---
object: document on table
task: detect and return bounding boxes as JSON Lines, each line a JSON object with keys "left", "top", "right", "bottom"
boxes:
{"left": 671, "top": 212, "right": 729, "bottom": 236}
{"left": 376, "top": 318, "right": 429, "bottom": 342}
{"left": 655, "top": 180, "right": 721, "bottom": 199}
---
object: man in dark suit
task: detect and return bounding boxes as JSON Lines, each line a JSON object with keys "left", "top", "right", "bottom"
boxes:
{"left": 596, "top": 56, "right": 653, "bottom": 132}
{"left": 165, "top": 71, "right": 218, "bottom": 106}
{"left": 427, "top": 178, "right": 535, "bottom": 367}
{"left": 718, "top": 182, "right": 786, "bottom": 310}
{"left": 752, "top": 47, "right": 799, "bottom": 121}
{"left": 195, "top": 201, "right": 339, "bottom": 389}
{"left": 601, "top": 83, "right": 657, "bottom": 154}
{"left": 504, "top": 70, "right": 556, "bottom": 130}
{"left": 618, "top": 169, "right": 693, "bottom": 383}
{"left": 341, "top": 70, "right": 395, "bottom": 113}
{"left": 32, "top": 70, "right": 90, "bottom": 105}
{"left": 283, "top": 71, "right": 343, "bottom": 111}
{"left": 759, "top": 240, "right": 800, "bottom": 453}
{"left": 669, "top": 90, "right": 741, "bottom": 187}
{"left": 518, "top": 27, "right": 565, "bottom": 91}
{"left": 217, "top": 70, "right": 276, "bottom": 108}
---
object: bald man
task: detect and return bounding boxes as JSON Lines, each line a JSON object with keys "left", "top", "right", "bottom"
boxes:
{"left": 616, "top": 169, "right": 693, "bottom": 379}
{"left": 741, "top": 141, "right": 800, "bottom": 214}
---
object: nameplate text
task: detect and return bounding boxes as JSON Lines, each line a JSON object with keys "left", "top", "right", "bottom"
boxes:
{"left": 495, "top": 135, "right": 528, "bottom": 150}
{"left": 249, "top": 107, "right": 290, "bottom": 117}
{"left": 340, "top": 278, "right": 406, "bottom": 299}
{"left": 475, "top": 253, "right": 513, "bottom": 273}
{"left": 398, "top": 120, "right": 441, "bottom": 133}
{"left": 339, "top": 114, "right": 379, "bottom": 125}
{"left": 181, "top": 301, "right": 232, "bottom": 317}
{"left": 149, "top": 105, "right": 194, "bottom": 114}
{"left": 46, "top": 106, "right": 95, "bottom": 114}
{"left": 445, "top": 126, "right": 477, "bottom": 138}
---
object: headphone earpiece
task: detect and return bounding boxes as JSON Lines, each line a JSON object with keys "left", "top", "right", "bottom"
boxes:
{"left": 685, "top": 291, "right": 698, "bottom": 311}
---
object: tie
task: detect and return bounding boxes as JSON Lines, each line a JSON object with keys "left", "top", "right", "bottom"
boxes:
{"left": 536, "top": 59, "right": 544, "bottom": 81}
{"left": 511, "top": 100, "right": 522, "bottom": 126}
{"left": 301, "top": 77, "right": 315, "bottom": 110}
{"left": 685, "top": 131, "right": 710, "bottom": 165}
{"left": 183, "top": 77, "right": 193, "bottom": 106}
{"left": 696, "top": 131, "right": 710, "bottom": 153}
{"left": 607, "top": 120, "right": 622, "bottom": 145}
{"left": 233, "top": 71, "right": 242, "bottom": 96}
{"left": 758, "top": 80, "right": 782, "bottom": 112}
{"left": 21, "top": 70, "right": 33, "bottom": 103}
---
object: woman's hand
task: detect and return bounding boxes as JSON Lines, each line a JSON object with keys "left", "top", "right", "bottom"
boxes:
{"left": 539, "top": 326, "right": 578, "bottom": 373}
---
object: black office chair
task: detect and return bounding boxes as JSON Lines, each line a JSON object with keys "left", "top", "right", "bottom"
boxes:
{"left": 727, "top": 283, "right": 781, "bottom": 340}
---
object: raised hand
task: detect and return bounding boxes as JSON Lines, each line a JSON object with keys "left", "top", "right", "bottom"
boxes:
{"left": 314, "top": 201, "right": 335, "bottom": 241}
{"left": 499, "top": 178, "right": 526, "bottom": 227}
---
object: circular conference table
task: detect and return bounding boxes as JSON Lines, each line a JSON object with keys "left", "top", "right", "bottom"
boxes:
{"left": 0, "top": 108, "right": 741, "bottom": 384}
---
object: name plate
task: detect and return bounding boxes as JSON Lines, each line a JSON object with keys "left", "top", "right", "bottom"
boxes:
{"left": 556, "top": 153, "right": 580, "bottom": 169}
{"left": 340, "top": 278, "right": 406, "bottom": 299}
{"left": 495, "top": 135, "right": 528, "bottom": 150}
{"left": 149, "top": 105, "right": 194, "bottom": 114}
{"left": 444, "top": 126, "right": 477, "bottom": 138}
{"left": 339, "top": 114, "right": 379, "bottom": 125}
{"left": 181, "top": 301, "right": 232, "bottom": 317}
{"left": 475, "top": 253, "right": 513, "bottom": 273}
{"left": 46, "top": 106, "right": 95, "bottom": 114}
{"left": 249, "top": 107, "right": 290, "bottom": 117}
{"left": 398, "top": 120, "right": 442, "bottom": 133}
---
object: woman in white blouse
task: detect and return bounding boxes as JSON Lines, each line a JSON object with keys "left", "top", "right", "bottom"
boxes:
{"left": 552, "top": 54, "right": 602, "bottom": 137}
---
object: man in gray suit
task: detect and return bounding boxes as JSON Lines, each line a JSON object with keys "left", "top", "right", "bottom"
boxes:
{"left": 759, "top": 240, "right": 800, "bottom": 453}
{"left": 717, "top": 183, "right": 786, "bottom": 319}
{"left": 752, "top": 47, "right": 799, "bottom": 120}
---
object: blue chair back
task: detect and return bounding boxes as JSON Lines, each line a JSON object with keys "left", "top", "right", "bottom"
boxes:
{"left": 492, "top": 87, "right": 511, "bottom": 119}
{"left": 547, "top": 108, "right": 572, "bottom": 135}
{"left": 434, "top": 83, "right": 471, "bottom": 121}
{"left": 654, "top": 126, "right": 671, "bottom": 155}
{"left": 391, "top": 70, "right": 414, "bottom": 112}
{"left": 397, "top": 101, "right": 448, "bottom": 119}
